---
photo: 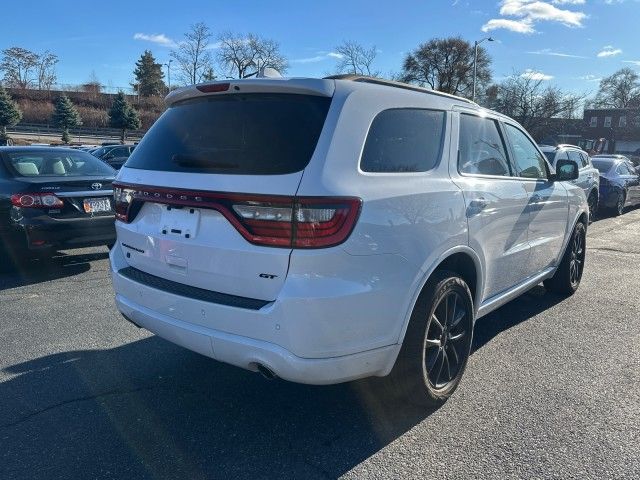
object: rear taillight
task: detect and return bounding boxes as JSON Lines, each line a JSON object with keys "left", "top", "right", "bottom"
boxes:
{"left": 113, "top": 183, "right": 361, "bottom": 249}
{"left": 10, "top": 193, "right": 64, "bottom": 209}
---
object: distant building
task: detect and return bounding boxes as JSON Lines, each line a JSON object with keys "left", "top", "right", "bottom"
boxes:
{"left": 583, "top": 108, "right": 640, "bottom": 154}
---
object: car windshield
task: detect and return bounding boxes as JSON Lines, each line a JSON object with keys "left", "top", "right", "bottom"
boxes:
{"left": 592, "top": 159, "right": 613, "bottom": 174}
{"left": 4, "top": 150, "right": 115, "bottom": 177}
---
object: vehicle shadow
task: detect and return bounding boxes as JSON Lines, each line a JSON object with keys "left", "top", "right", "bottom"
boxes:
{"left": 0, "top": 249, "right": 109, "bottom": 291}
{"left": 0, "top": 286, "right": 563, "bottom": 480}
{"left": 472, "top": 285, "right": 565, "bottom": 351}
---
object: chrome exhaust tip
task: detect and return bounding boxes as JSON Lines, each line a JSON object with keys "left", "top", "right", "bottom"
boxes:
{"left": 256, "top": 363, "right": 277, "bottom": 380}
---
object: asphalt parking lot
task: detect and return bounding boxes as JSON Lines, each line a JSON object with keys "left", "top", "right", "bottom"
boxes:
{"left": 1, "top": 209, "right": 639, "bottom": 480}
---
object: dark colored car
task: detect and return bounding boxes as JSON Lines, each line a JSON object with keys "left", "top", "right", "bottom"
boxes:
{"left": 0, "top": 147, "right": 117, "bottom": 265}
{"left": 92, "top": 144, "right": 135, "bottom": 170}
{"left": 592, "top": 155, "right": 640, "bottom": 216}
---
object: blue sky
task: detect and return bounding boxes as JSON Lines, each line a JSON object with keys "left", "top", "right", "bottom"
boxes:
{"left": 1, "top": 0, "right": 638, "bottom": 95}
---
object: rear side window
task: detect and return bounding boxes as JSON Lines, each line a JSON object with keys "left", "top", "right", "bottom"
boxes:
{"left": 458, "top": 114, "right": 511, "bottom": 176}
{"left": 125, "top": 94, "right": 331, "bottom": 175}
{"left": 360, "top": 109, "right": 445, "bottom": 173}
{"left": 616, "top": 163, "right": 633, "bottom": 175}
{"left": 3, "top": 150, "right": 115, "bottom": 177}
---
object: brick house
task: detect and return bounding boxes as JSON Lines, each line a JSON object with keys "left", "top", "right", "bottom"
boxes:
{"left": 582, "top": 108, "right": 640, "bottom": 154}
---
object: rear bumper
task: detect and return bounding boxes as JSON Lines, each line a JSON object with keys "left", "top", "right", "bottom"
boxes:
{"left": 109, "top": 244, "right": 410, "bottom": 385}
{"left": 115, "top": 293, "right": 399, "bottom": 385}
{"left": 5, "top": 214, "right": 116, "bottom": 250}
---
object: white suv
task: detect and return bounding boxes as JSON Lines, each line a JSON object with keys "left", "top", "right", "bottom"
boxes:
{"left": 110, "top": 76, "right": 588, "bottom": 406}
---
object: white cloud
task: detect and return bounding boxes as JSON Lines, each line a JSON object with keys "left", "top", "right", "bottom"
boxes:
{"left": 133, "top": 33, "right": 176, "bottom": 47}
{"left": 521, "top": 68, "right": 554, "bottom": 80}
{"left": 527, "top": 48, "right": 587, "bottom": 58}
{"left": 291, "top": 55, "right": 326, "bottom": 64}
{"left": 578, "top": 74, "right": 601, "bottom": 82}
{"left": 291, "top": 51, "right": 344, "bottom": 64}
{"left": 482, "top": 0, "right": 586, "bottom": 34}
{"left": 597, "top": 46, "right": 622, "bottom": 57}
{"left": 482, "top": 18, "right": 535, "bottom": 33}
{"left": 623, "top": 60, "right": 640, "bottom": 66}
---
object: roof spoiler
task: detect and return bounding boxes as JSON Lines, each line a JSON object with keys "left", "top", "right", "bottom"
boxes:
{"left": 324, "top": 74, "right": 477, "bottom": 105}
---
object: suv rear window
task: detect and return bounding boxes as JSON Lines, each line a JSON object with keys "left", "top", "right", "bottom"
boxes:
{"left": 592, "top": 160, "right": 613, "bottom": 174}
{"left": 125, "top": 94, "right": 331, "bottom": 175}
{"left": 361, "top": 109, "right": 445, "bottom": 173}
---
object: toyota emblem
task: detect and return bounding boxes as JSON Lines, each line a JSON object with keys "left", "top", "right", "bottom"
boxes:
{"left": 91, "top": 183, "right": 102, "bottom": 190}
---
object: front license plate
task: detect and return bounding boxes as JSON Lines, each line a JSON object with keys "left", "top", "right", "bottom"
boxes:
{"left": 84, "top": 197, "right": 111, "bottom": 213}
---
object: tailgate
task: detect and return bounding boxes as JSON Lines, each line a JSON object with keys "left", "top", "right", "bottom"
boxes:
{"left": 113, "top": 89, "right": 333, "bottom": 302}
{"left": 115, "top": 171, "right": 302, "bottom": 302}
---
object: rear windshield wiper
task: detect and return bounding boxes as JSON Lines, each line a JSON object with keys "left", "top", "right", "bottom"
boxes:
{"left": 172, "top": 154, "right": 239, "bottom": 170}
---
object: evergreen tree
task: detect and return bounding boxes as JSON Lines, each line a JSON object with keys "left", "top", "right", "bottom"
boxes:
{"left": 133, "top": 50, "right": 165, "bottom": 96}
{"left": 108, "top": 92, "right": 141, "bottom": 142}
{"left": 0, "top": 86, "right": 22, "bottom": 143}
{"left": 51, "top": 94, "right": 82, "bottom": 143}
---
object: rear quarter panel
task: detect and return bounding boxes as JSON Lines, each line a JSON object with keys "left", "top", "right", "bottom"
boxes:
{"left": 296, "top": 84, "right": 469, "bottom": 346}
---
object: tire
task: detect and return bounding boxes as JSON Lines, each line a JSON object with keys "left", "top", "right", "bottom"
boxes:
{"left": 587, "top": 191, "right": 598, "bottom": 223}
{"left": 544, "top": 221, "right": 586, "bottom": 295}
{"left": 612, "top": 191, "right": 626, "bottom": 217}
{"left": 382, "top": 270, "right": 474, "bottom": 408}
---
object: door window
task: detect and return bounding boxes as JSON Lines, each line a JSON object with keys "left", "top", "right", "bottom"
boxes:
{"left": 504, "top": 124, "right": 548, "bottom": 179}
{"left": 567, "top": 150, "right": 586, "bottom": 168}
{"left": 458, "top": 114, "right": 512, "bottom": 176}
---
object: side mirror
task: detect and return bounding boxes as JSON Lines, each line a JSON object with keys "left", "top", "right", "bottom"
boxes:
{"left": 554, "top": 159, "right": 579, "bottom": 181}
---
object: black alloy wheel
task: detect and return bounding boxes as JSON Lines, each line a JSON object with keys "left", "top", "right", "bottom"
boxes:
{"left": 568, "top": 224, "right": 586, "bottom": 288}
{"left": 424, "top": 290, "right": 471, "bottom": 390}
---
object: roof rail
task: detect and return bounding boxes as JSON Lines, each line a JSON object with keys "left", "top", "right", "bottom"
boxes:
{"left": 324, "top": 74, "right": 477, "bottom": 105}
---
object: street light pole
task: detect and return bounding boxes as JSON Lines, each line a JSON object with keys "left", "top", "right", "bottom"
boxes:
{"left": 473, "top": 37, "right": 494, "bottom": 103}
{"left": 165, "top": 59, "right": 172, "bottom": 90}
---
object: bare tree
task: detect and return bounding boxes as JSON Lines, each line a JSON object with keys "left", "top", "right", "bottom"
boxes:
{"left": 593, "top": 68, "right": 640, "bottom": 109}
{"left": 401, "top": 37, "right": 491, "bottom": 98}
{"left": 0, "top": 47, "right": 40, "bottom": 89}
{"left": 36, "top": 51, "right": 58, "bottom": 91}
{"left": 333, "top": 41, "right": 378, "bottom": 76}
{"left": 170, "top": 23, "right": 214, "bottom": 85}
{"left": 82, "top": 71, "right": 102, "bottom": 94}
{"left": 485, "top": 72, "right": 586, "bottom": 138}
{"left": 217, "top": 32, "right": 288, "bottom": 79}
